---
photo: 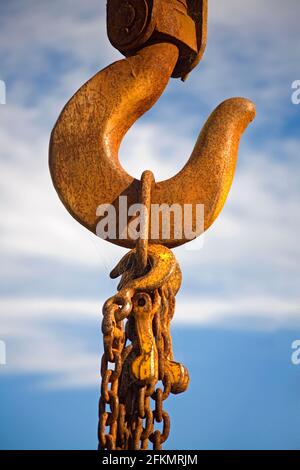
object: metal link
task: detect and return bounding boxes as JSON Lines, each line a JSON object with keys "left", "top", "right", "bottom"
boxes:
{"left": 151, "top": 430, "right": 162, "bottom": 450}
{"left": 141, "top": 399, "right": 154, "bottom": 441}
{"left": 160, "top": 411, "right": 171, "bottom": 444}
{"left": 162, "top": 369, "right": 172, "bottom": 400}
{"left": 138, "top": 386, "right": 146, "bottom": 418}
{"left": 98, "top": 411, "right": 109, "bottom": 449}
{"left": 101, "top": 370, "right": 112, "bottom": 403}
{"left": 132, "top": 416, "right": 143, "bottom": 450}
{"left": 154, "top": 388, "right": 163, "bottom": 423}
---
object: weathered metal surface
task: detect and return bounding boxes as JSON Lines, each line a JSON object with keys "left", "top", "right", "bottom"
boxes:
{"left": 49, "top": 50, "right": 255, "bottom": 249}
{"left": 107, "top": 0, "right": 208, "bottom": 79}
{"left": 99, "top": 244, "right": 188, "bottom": 450}
{"left": 135, "top": 170, "right": 155, "bottom": 275}
{"left": 110, "top": 244, "right": 182, "bottom": 294}
{"left": 49, "top": 0, "right": 255, "bottom": 250}
{"left": 49, "top": 42, "right": 178, "bottom": 248}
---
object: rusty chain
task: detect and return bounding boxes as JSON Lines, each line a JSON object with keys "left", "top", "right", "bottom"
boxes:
{"left": 98, "top": 172, "right": 189, "bottom": 450}
{"left": 98, "top": 291, "right": 173, "bottom": 450}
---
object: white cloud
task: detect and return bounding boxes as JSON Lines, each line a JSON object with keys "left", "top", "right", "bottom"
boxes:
{"left": 0, "top": 293, "right": 299, "bottom": 389}
{"left": 0, "top": 295, "right": 299, "bottom": 328}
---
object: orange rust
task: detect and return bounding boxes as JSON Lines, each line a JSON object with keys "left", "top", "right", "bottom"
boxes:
{"left": 49, "top": 1, "right": 255, "bottom": 249}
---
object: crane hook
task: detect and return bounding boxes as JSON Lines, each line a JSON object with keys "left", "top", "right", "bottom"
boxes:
{"left": 49, "top": 0, "right": 256, "bottom": 249}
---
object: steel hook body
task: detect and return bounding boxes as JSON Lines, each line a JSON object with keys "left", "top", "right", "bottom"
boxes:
{"left": 49, "top": 1, "right": 256, "bottom": 248}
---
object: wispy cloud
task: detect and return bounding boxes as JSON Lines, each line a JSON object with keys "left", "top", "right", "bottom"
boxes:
{"left": 0, "top": 293, "right": 299, "bottom": 389}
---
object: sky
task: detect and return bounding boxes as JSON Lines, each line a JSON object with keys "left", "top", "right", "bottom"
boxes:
{"left": 0, "top": 0, "right": 300, "bottom": 450}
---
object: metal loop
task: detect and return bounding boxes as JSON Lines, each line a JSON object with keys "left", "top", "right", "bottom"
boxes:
{"left": 160, "top": 411, "right": 171, "bottom": 444}
{"left": 108, "top": 391, "right": 119, "bottom": 424}
{"left": 138, "top": 386, "right": 146, "bottom": 418}
{"left": 98, "top": 411, "right": 109, "bottom": 448}
{"left": 110, "top": 354, "right": 122, "bottom": 382}
{"left": 105, "top": 434, "right": 115, "bottom": 450}
{"left": 162, "top": 370, "right": 172, "bottom": 400}
{"left": 154, "top": 388, "right": 163, "bottom": 423}
{"left": 150, "top": 430, "right": 162, "bottom": 450}
{"left": 136, "top": 170, "right": 154, "bottom": 275}
{"left": 101, "top": 370, "right": 112, "bottom": 403}
{"left": 145, "top": 379, "right": 156, "bottom": 397}
{"left": 141, "top": 405, "right": 154, "bottom": 441}
{"left": 132, "top": 417, "right": 143, "bottom": 450}
{"left": 117, "top": 403, "right": 127, "bottom": 447}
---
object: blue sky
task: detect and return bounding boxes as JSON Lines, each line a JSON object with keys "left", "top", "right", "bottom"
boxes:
{"left": 0, "top": 0, "right": 299, "bottom": 450}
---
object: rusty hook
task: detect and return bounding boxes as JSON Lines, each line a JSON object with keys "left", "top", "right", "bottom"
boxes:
{"left": 49, "top": 0, "right": 256, "bottom": 248}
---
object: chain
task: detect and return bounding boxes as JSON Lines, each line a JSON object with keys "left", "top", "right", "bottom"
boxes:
{"left": 149, "top": 296, "right": 172, "bottom": 450}
{"left": 98, "top": 171, "right": 188, "bottom": 450}
{"left": 98, "top": 307, "right": 124, "bottom": 450}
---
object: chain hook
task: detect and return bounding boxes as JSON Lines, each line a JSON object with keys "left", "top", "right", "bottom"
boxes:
{"left": 49, "top": 0, "right": 255, "bottom": 249}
